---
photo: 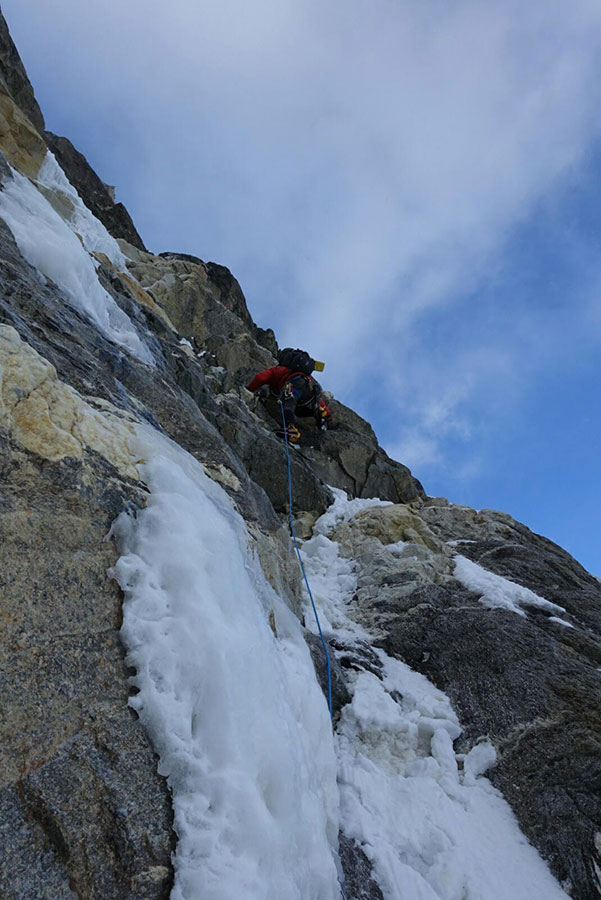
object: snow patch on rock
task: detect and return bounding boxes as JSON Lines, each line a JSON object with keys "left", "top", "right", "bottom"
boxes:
{"left": 303, "top": 494, "right": 570, "bottom": 900}
{"left": 453, "top": 554, "right": 565, "bottom": 617}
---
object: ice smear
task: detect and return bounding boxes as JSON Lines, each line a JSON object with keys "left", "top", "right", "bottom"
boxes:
{"left": 36, "top": 152, "right": 126, "bottom": 268}
{"left": 0, "top": 164, "right": 152, "bottom": 363}
{"left": 548, "top": 617, "right": 575, "bottom": 629}
{"left": 453, "top": 554, "right": 565, "bottom": 617}
{"left": 313, "top": 485, "right": 393, "bottom": 536}
{"left": 300, "top": 532, "right": 366, "bottom": 643}
{"left": 304, "top": 491, "right": 570, "bottom": 900}
{"left": 111, "top": 425, "right": 340, "bottom": 900}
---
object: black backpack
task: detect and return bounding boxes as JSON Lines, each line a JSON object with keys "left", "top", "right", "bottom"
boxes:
{"left": 277, "top": 347, "right": 315, "bottom": 375}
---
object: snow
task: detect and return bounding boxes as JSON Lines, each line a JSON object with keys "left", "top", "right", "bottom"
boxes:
{"left": 300, "top": 532, "right": 366, "bottom": 644}
{"left": 110, "top": 425, "right": 340, "bottom": 900}
{"left": 312, "top": 485, "right": 393, "bottom": 536}
{"left": 453, "top": 554, "right": 565, "bottom": 618}
{"left": 548, "top": 616, "right": 575, "bottom": 629}
{"left": 0, "top": 161, "right": 153, "bottom": 363}
{"left": 302, "top": 494, "right": 570, "bottom": 900}
{"left": 462, "top": 742, "right": 498, "bottom": 786}
{"left": 385, "top": 540, "right": 407, "bottom": 556}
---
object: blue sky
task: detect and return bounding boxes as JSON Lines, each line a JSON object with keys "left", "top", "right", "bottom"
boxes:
{"left": 4, "top": 0, "right": 601, "bottom": 572}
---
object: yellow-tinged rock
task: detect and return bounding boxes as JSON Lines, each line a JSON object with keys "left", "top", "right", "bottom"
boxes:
{"left": 36, "top": 181, "right": 76, "bottom": 221}
{"left": 339, "top": 503, "right": 448, "bottom": 555}
{"left": 0, "top": 325, "right": 139, "bottom": 479}
{"left": 0, "top": 88, "right": 46, "bottom": 179}
{"left": 116, "top": 270, "right": 177, "bottom": 332}
{"left": 202, "top": 463, "right": 241, "bottom": 492}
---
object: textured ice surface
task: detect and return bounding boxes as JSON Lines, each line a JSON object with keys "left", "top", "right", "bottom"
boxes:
{"left": 0, "top": 161, "right": 152, "bottom": 362}
{"left": 112, "top": 427, "right": 340, "bottom": 900}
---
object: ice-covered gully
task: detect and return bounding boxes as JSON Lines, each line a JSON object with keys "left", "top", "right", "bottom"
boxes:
{"left": 113, "top": 436, "right": 569, "bottom": 900}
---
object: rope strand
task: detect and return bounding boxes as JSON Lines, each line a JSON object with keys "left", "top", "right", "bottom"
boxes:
{"left": 279, "top": 403, "right": 333, "bottom": 720}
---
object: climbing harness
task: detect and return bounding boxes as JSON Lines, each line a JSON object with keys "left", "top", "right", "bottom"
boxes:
{"left": 279, "top": 402, "right": 333, "bottom": 720}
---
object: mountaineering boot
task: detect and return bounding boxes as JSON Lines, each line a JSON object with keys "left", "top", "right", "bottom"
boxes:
{"left": 275, "top": 423, "right": 301, "bottom": 444}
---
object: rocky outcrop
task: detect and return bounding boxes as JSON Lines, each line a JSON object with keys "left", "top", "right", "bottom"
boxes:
{"left": 0, "top": 13, "right": 44, "bottom": 132}
{"left": 0, "top": 83, "right": 46, "bottom": 178}
{"left": 0, "top": 411, "right": 173, "bottom": 899}
{"left": 45, "top": 132, "right": 147, "bottom": 251}
{"left": 420, "top": 501, "right": 601, "bottom": 633}
{"left": 324, "top": 498, "right": 601, "bottom": 899}
{"left": 119, "top": 241, "right": 424, "bottom": 514}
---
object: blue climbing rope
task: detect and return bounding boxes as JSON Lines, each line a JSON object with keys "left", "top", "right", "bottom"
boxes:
{"left": 279, "top": 403, "right": 333, "bottom": 720}
{"left": 279, "top": 407, "right": 350, "bottom": 900}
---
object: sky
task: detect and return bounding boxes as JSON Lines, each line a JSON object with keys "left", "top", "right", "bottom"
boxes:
{"left": 4, "top": 0, "right": 600, "bottom": 573}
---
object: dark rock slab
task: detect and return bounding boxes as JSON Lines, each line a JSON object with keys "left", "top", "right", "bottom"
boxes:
{"left": 0, "top": 438, "right": 173, "bottom": 900}
{"left": 18, "top": 718, "right": 174, "bottom": 900}
{"left": 339, "top": 833, "right": 385, "bottom": 900}
{"left": 421, "top": 503, "right": 601, "bottom": 627}
{"left": 375, "top": 579, "right": 601, "bottom": 900}
{"left": 305, "top": 632, "right": 352, "bottom": 722}
{"left": 246, "top": 392, "right": 424, "bottom": 506}
{"left": 0, "top": 786, "right": 78, "bottom": 900}
{"left": 457, "top": 535, "right": 601, "bottom": 634}
{"left": 215, "top": 392, "right": 333, "bottom": 516}
{"left": 44, "top": 131, "right": 147, "bottom": 250}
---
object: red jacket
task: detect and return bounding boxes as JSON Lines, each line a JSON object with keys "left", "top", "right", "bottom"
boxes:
{"left": 247, "top": 366, "right": 295, "bottom": 394}
{"left": 247, "top": 366, "right": 332, "bottom": 417}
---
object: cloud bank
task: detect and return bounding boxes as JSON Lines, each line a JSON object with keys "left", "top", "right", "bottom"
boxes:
{"left": 7, "top": 0, "right": 601, "bottom": 475}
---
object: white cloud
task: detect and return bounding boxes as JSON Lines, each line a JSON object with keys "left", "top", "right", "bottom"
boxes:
{"left": 385, "top": 432, "right": 442, "bottom": 471}
{"left": 6, "top": 0, "right": 601, "bottom": 473}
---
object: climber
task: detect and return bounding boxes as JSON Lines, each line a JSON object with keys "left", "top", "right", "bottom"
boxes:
{"left": 247, "top": 348, "right": 331, "bottom": 444}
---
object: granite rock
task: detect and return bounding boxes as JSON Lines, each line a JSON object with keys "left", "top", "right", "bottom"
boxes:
{"left": 337, "top": 501, "right": 601, "bottom": 900}
{"left": 0, "top": 432, "right": 173, "bottom": 899}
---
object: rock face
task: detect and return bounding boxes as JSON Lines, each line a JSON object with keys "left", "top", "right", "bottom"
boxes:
{"left": 0, "top": 13, "right": 44, "bottom": 132}
{"left": 0, "top": 9, "right": 599, "bottom": 900}
{"left": 330, "top": 499, "right": 601, "bottom": 899}
{"left": 45, "top": 132, "right": 147, "bottom": 251}
{"left": 0, "top": 432, "right": 174, "bottom": 900}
